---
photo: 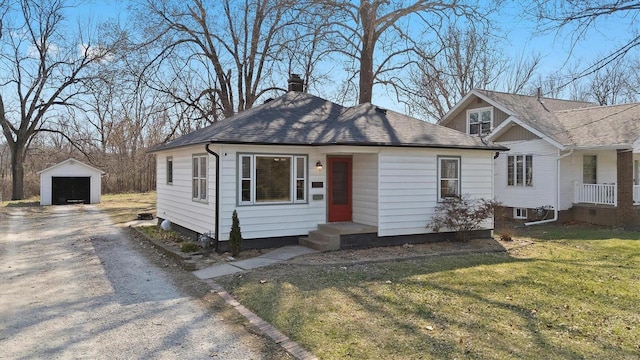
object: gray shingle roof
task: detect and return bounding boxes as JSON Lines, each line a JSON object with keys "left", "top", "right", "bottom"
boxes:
{"left": 151, "top": 92, "right": 505, "bottom": 152}
{"left": 554, "top": 103, "right": 640, "bottom": 148}
{"left": 474, "top": 90, "right": 640, "bottom": 148}
{"left": 475, "top": 90, "right": 594, "bottom": 145}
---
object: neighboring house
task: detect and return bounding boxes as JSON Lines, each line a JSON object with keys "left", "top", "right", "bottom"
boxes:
{"left": 149, "top": 76, "right": 505, "bottom": 251}
{"left": 38, "top": 158, "right": 105, "bottom": 205}
{"left": 440, "top": 89, "right": 640, "bottom": 226}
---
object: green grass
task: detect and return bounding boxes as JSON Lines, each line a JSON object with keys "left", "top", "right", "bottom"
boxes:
{"left": 217, "top": 227, "right": 640, "bottom": 359}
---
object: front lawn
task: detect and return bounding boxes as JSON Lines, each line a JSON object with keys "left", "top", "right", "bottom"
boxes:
{"left": 98, "top": 192, "right": 156, "bottom": 224}
{"left": 216, "top": 226, "right": 640, "bottom": 359}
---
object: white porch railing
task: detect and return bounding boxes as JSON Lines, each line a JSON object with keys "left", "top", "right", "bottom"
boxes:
{"left": 574, "top": 183, "right": 617, "bottom": 206}
{"left": 634, "top": 185, "right": 640, "bottom": 204}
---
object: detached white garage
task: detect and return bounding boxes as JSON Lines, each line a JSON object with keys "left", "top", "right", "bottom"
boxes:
{"left": 38, "top": 158, "right": 105, "bottom": 205}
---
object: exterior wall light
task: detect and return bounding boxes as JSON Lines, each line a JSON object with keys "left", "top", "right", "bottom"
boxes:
{"left": 316, "top": 161, "right": 323, "bottom": 171}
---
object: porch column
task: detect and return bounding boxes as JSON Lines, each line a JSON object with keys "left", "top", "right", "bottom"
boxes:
{"left": 616, "top": 149, "right": 637, "bottom": 226}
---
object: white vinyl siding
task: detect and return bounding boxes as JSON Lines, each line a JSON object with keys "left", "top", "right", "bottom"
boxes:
{"left": 157, "top": 144, "right": 496, "bottom": 242}
{"left": 378, "top": 149, "right": 493, "bottom": 237}
{"left": 495, "top": 139, "right": 555, "bottom": 209}
{"left": 352, "top": 153, "right": 378, "bottom": 226}
{"left": 219, "top": 145, "right": 324, "bottom": 241}
{"left": 156, "top": 148, "right": 216, "bottom": 236}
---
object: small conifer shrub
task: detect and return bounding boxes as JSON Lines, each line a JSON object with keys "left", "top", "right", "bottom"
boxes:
{"left": 229, "top": 210, "right": 243, "bottom": 256}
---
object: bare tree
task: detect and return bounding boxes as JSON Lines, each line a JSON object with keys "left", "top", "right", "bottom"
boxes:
{"left": 529, "top": 0, "right": 640, "bottom": 80}
{"left": 315, "top": 0, "right": 495, "bottom": 104}
{"left": 0, "top": 0, "right": 120, "bottom": 199}
{"left": 406, "top": 25, "right": 540, "bottom": 121}
{"left": 586, "top": 58, "right": 637, "bottom": 105}
{"left": 136, "top": 0, "right": 303, "bottom": 123}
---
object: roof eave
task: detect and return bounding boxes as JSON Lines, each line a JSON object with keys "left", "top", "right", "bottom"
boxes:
{"left": 487, "top": 116, "right": 567, "bottom": 151}
{"left": 567, "top": 144, "right": 633, "bottom": 151}
{"left": 149, "top": 139, "right": 507, "bottom": 152}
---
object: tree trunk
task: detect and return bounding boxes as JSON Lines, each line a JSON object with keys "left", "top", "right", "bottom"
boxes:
{"left": 10, "top": 146, "right": 25, "bottom": 200}
{"left": 359, "top": 42, "right": 375, "bottom": 104}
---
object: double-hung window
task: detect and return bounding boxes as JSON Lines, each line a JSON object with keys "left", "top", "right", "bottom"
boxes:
{"left": 192, "top": 154, "right": 207, "bottom": 201}
{"left": 583, "top": 155, "right": 597, "bottom": 184}
{"left": 239, "top": 154, "right": 307, "bottom": 204}
{"left": 166, "top": 156, "right": 173, "bottom": 185}
{"left": 507, "top": 155, "right": 533, "bottom": 187}
{"left": 438, "top": 156, "right": 461, "bottom": 200}
{"left": 467, "top": 107, "right": 493, "bottom": 136}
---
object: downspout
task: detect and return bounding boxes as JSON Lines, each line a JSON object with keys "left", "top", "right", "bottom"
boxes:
{"left": 205, "top": 144, "right": 220, "bottom": 249}
{"left": 525, "top": 149, "right": 573, "bottom": 226}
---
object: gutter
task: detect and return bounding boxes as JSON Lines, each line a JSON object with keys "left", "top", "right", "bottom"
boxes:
{"left": 205, "top": 144, "right": 220, "bottom": 249}
{"left": 525, "top": 150, "right": 574, "bottom": 226}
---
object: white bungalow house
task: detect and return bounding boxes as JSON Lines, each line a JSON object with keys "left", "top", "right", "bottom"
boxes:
{"left": 149, "top": 77, "right": 505, "bottom": 251}
{"left": 439, "top": 89, "right": 640, "bottom": 227}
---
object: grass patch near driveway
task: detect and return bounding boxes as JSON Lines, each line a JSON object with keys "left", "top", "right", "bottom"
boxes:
{"left": 98, "top": 192, "right": 156, "bottom": 224}
{"left": 217, "top": 232, "right": 640, "bottom": 359}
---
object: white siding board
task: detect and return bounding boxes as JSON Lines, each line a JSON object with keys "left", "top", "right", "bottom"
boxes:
{"left": 494, "top": 139, "right": 558, "bottom": 209}
{"left": 156, "top": 147, "right": 216, "bottom": 235}
{"left": 351, "top": 153, "right": 379, "bottom": 226}
{"left": 215, "top": 145, "right": 326, "bottom": 241}
{"left": 377, "top": 148, "right": 495, "bottom": 237}
{"left": 156, "top": 144, "right": 496, "bottom": 241}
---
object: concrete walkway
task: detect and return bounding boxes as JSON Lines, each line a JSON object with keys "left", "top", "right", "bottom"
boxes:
{"left": 193, "top": 245, "right": 318, "bottom": 279}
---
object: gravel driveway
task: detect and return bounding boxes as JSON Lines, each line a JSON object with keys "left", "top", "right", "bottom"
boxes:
{"left": 0, "top": 205, "right": 287, "bottom": 359}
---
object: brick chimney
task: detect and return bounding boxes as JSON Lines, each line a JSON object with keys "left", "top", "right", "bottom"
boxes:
{"left": 288, "top": 74, "right": 304, "bottom": 92}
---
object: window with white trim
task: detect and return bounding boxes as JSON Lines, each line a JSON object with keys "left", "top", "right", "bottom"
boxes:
{"left": 438, "top": 156, "right": 460, "bottom": 200}
{"left": 507, "top": 155, "right": 533, "bottom": 187}
{"left": 467, "top": 107, "right": 493, "bottom": 136}
{"left": 166, "top": 156, "right": 173, "bottom": 184}
{"left": 239, "top": 154, "right": 307, "bottom": 204}
{"left": 513, "top": 208, "right": 528, "bottom": 219}
{"left": 192, "top": 154, "right": 207, "bottom": 201}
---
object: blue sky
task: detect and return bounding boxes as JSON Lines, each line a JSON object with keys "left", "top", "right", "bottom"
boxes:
{"left": 66, "top": 1, "right": 639, "bottom": 112}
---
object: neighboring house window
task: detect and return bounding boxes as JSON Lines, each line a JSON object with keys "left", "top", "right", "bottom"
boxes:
{"left": 513, "top": 208, "right": 528, "bottom": 219}
{"left": 467, "top": 107, "right": 493, "bottom": 136}
{"left": 192, "top": 154, "right": 207, "bottom": 201}
{"left": 507, "top": 155, "right": 533, "bottom": 186}
{"left": 583, "top": 155, "right": 597, "bottom": 184}
{"left": 239, "top": 154, "right": 307, "bottom": 204}
{"left": 166, "top": 156, "right": 173, "bottom": 185}
{"left": 438, "top": 156, "right": 460, "bottom": 200}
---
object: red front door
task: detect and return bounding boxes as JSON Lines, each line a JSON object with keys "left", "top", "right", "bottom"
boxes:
{"left": 328, "top": 157, "right": 352, "bottom": 222}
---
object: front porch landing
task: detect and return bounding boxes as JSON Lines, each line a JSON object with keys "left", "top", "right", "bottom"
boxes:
{"left": 299, "top": 222, "right": 378, "bottom": 251}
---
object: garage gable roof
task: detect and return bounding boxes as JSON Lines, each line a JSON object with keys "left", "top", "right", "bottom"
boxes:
{"left": 37, "top": 158, "right": 105, "bottom": 175}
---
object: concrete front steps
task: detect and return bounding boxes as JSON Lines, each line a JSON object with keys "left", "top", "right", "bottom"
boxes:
{"left": 299, "top": 222, "right": 378, "bottom": 251}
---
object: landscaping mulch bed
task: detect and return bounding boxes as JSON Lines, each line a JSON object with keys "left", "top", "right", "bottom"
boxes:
{"left": 132, "top": 225, "right": 269, "bottom": 270}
